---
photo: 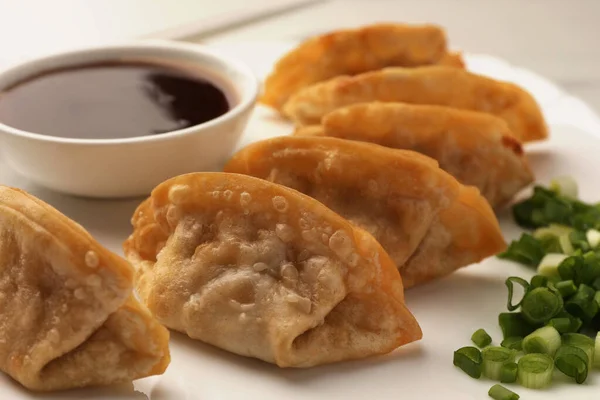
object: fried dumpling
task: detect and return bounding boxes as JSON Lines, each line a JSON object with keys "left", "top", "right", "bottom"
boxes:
{"left": 0, "top": 186, "right": 170, "bottom": 391}
{"left": 225, "top": 136, "right": 505, "bottom": 286}
{"left": 283, "top": 66, "right": 548, "bottom": 143}
{"left": 295, "top": 102, "right": 534, "bottom": 207}
{"left": 123, "top": 173, "right": 422, "bottom": 367}
{"left": 261, "top": 23, "right": 459, "bottom": 111}
{"left": 225, "top": 136, "right": 461, "bottom": 270}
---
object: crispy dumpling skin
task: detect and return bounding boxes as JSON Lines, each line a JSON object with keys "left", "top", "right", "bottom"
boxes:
{"left": 402, "top": 186, "right": 506, "bottom": 287}
{"left": 0, "top": 186, "right": 170, "bottom": 391}
{"left": 261, "top": 23, "right": 454, "bottom": 111}
{"left": 225, "top": 136, "right": 506, "bottom": 287}
{"left": 123, "top": 173, "right": 422, "bottom": 367}
{"left": 295, "top": 102, "right": 534, "bottom": 207}
{"left": 283, "top": 66, "right": 548, "bottom": 143}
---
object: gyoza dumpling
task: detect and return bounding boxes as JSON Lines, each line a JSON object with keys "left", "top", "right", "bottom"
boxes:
{"left": 0, "top": 186, "right": 169, "bottom": 391}
{"left": 295, "top": 102, "right": 534, "bottom": 207}
{"left": 224, "top": 136, "right": 506, "bottom": 287}
{"left": 261, "top": 23, "right": 460, "bottom": 111}
{"left": 283, "top": 66, "right": 547, "bottom": 143}
{"left": 123, "top": 173, "right": 422, "bottom": 367}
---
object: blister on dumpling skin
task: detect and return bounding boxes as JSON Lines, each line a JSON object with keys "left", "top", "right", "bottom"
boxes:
{"left": 0, "top": 186, "right": 169, "bottom": 391}
{"left": 123, "top": 172, "right": 422, "bottom": 368}
{"left": 261, "top": 23, "right": 456, "bottom": 111}
{"left": 225, "top": 136, "right": 506, "bottom": 288}
{"left": 282, "top": 66, "right": 548, "bottom": 143}
{"left": 295, "top": 102, "right": 534, "bottom": 208}
{"left": 224, "top": 136, "right": 461, "bottom": 272}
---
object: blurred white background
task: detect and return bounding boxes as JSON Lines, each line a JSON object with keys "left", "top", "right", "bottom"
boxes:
{"left": 0, "top": 0, "right": 599, "bottom": 111}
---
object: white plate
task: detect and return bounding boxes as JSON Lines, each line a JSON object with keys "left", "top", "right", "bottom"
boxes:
{"left": 2, "top": 41, "right": 600, "bottom": 399}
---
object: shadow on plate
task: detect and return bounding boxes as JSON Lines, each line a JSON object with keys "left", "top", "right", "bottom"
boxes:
{"left": 169, "top": 327, "right": 426, "bottom": 384}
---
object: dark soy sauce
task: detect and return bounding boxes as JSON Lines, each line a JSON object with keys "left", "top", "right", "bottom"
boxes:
{"left": 0, "top": 61, "right": 231, "bottom": 139}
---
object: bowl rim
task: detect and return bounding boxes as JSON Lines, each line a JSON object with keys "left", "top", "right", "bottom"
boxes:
{"left": 0, "top": 40, "right": 260, "bottom": 146}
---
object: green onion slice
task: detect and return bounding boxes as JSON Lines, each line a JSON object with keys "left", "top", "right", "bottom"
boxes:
{"left": 594, "top": 332, "right": 600, "bottom": 367}
{"left": 488, "top": 384, "right": 519, "bottom": 400}
{"left": 547, "top": 317, "right": 572, "bottom": 333}
{"left": 520, "top": 287, "right": 564, "bottom": 324}
{"left": 505, "top": 277, "right": 530, "bottom": 311}
{"left": 517, "top": 353, "right": 554, "bottom": 389}
{"left": 555, "top": 280, "right": 577, "bottom": 298}
{"left": 500, "top": 362, "right": 518, "bottom": 384}
{"left": 522, "top": 326, "right": 561, "bottom": 356}
{"left": 471, "top": 328, "right": 492, "bottom": 348}
{"left": 554, "top": 345, "right": 589, "bottom": 384}
{"left": 500, "top": 336, "right": 523, "bottom": 351}
{"left": 482, "top": 347, "right": 516, "bottom": 380}
{"left": 453, "top": 346, "right": 482, "bottom": 379}
{"left": 498, "top": 313, "right": 535, "bottom": 339}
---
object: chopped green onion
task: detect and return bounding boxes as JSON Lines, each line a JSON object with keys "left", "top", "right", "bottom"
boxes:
{"left": 558, "top": 256, "right": 581, "bottom": 281}
{"left": 555, "top": 280, "right": 577, "bottom": 298}
{"left": 594, "top": 332, "right": 600, "bottom": 367}
{"left": 482, "top": 347, "right": 516, "bottom": 380}
{"left": 488, "top": 384, "right": 519, "bottom": 400}
{"left": 498, "top": 233, "right": 546, "bottom": 267}
{"left": 453, "top": 346, "right": 482, "bottom": 379}
{"left": 594, "top": 291, "right": 600, "bottom": 309}
{"left": 592, "top": 276, "right": 600, "bottom": 291}
{"left": 537, "top": 253, "right": 568, "bottom": 278}
{"left": 554, "top": 345, "right": 589, "bottom": 383}
{"left": 522, "top": 326, "right": 561, "bottom": 356}
{"left": 534, "top": 224, "right": 574, "bottom": 239}
{"left": 500, "top": 362, "right": 518, "bottom": 384}
{"left": 550, "top": 176, "right": 579, "bottom": 199}
{"left": 471, "top": 328, "right": 492, "bottom": 348}
{"left": 579, "top": 251, "right": 600, "bottom": 284}
{"left": 559, "top": 234, "right": 575, "bottom": 254}
{"left": 505, "top": 277, "right": 529, "bottom": 312}
{"left": 498, "top": 313, "right": 536, "bottom": 339}
{"left": 520, "top": 287, "right": 563, "bottom": 324}
{"left": 587, "top": 228, "right": 600, "bottom": 248}
{"left": 547, "top": 317, "right": 572, "bottom": 333}
{"left": 562, "top": 333, "right": 595, "bottom": 358}
{"left": 517, "top": 353, "right": 554, "bottom": 389}
{"left": 501, "top": 336, "right": 523, "bottom": 351}
{"left": 530, "top": 275, "right": 549, "bottom": 289}
{"left": 565, "top": 284, "right": 599, "bottom": 322}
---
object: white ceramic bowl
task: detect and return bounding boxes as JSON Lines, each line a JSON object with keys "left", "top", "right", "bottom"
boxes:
{"left": 0, "top": 41, "right": 259, "bottom": 198}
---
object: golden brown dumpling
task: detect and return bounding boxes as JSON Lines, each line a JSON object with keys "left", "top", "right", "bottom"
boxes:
{"left": 261, "top": 23, "right": 458, "bottom": 110}
{"left": 0, "top": 186, "right": 169, "bottom": 391}
{"left": 295, "top": 102, "right": 534, "bottom": 207}
{"left": 224, "top": 136, "right": 506, "bottom": 287}
{"left": 282, "top": 66, "right": 548, "bottom": 143}
{"left": 123, "top": 173, "right": 422, "bottom": 367}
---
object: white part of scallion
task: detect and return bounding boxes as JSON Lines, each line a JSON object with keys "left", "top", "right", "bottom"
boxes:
{"left": 594, "top": 333, "right": 600, "bottom": 368}
{"left": 537, "top": 253, "right": 569, "bottom": 278}
{"left": 559, "top": 234, "right": 575, "bottom": 255}
{"left": 482, "top": 347, "right": 516, "bottom": 380}
{"left": 518, "top": 353, "right": 554, "bottom": 389}
{"left": 550, "top": 176, "right": 578, "bottom": 199}
{"left": 587, "top": 229, "right": 600, "bottom": 249}
{"left": 522, "top": 326, "right": 561, "bottom": 356}
{"left": 533, "top": 224, "right": 573, "bottom": 240}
